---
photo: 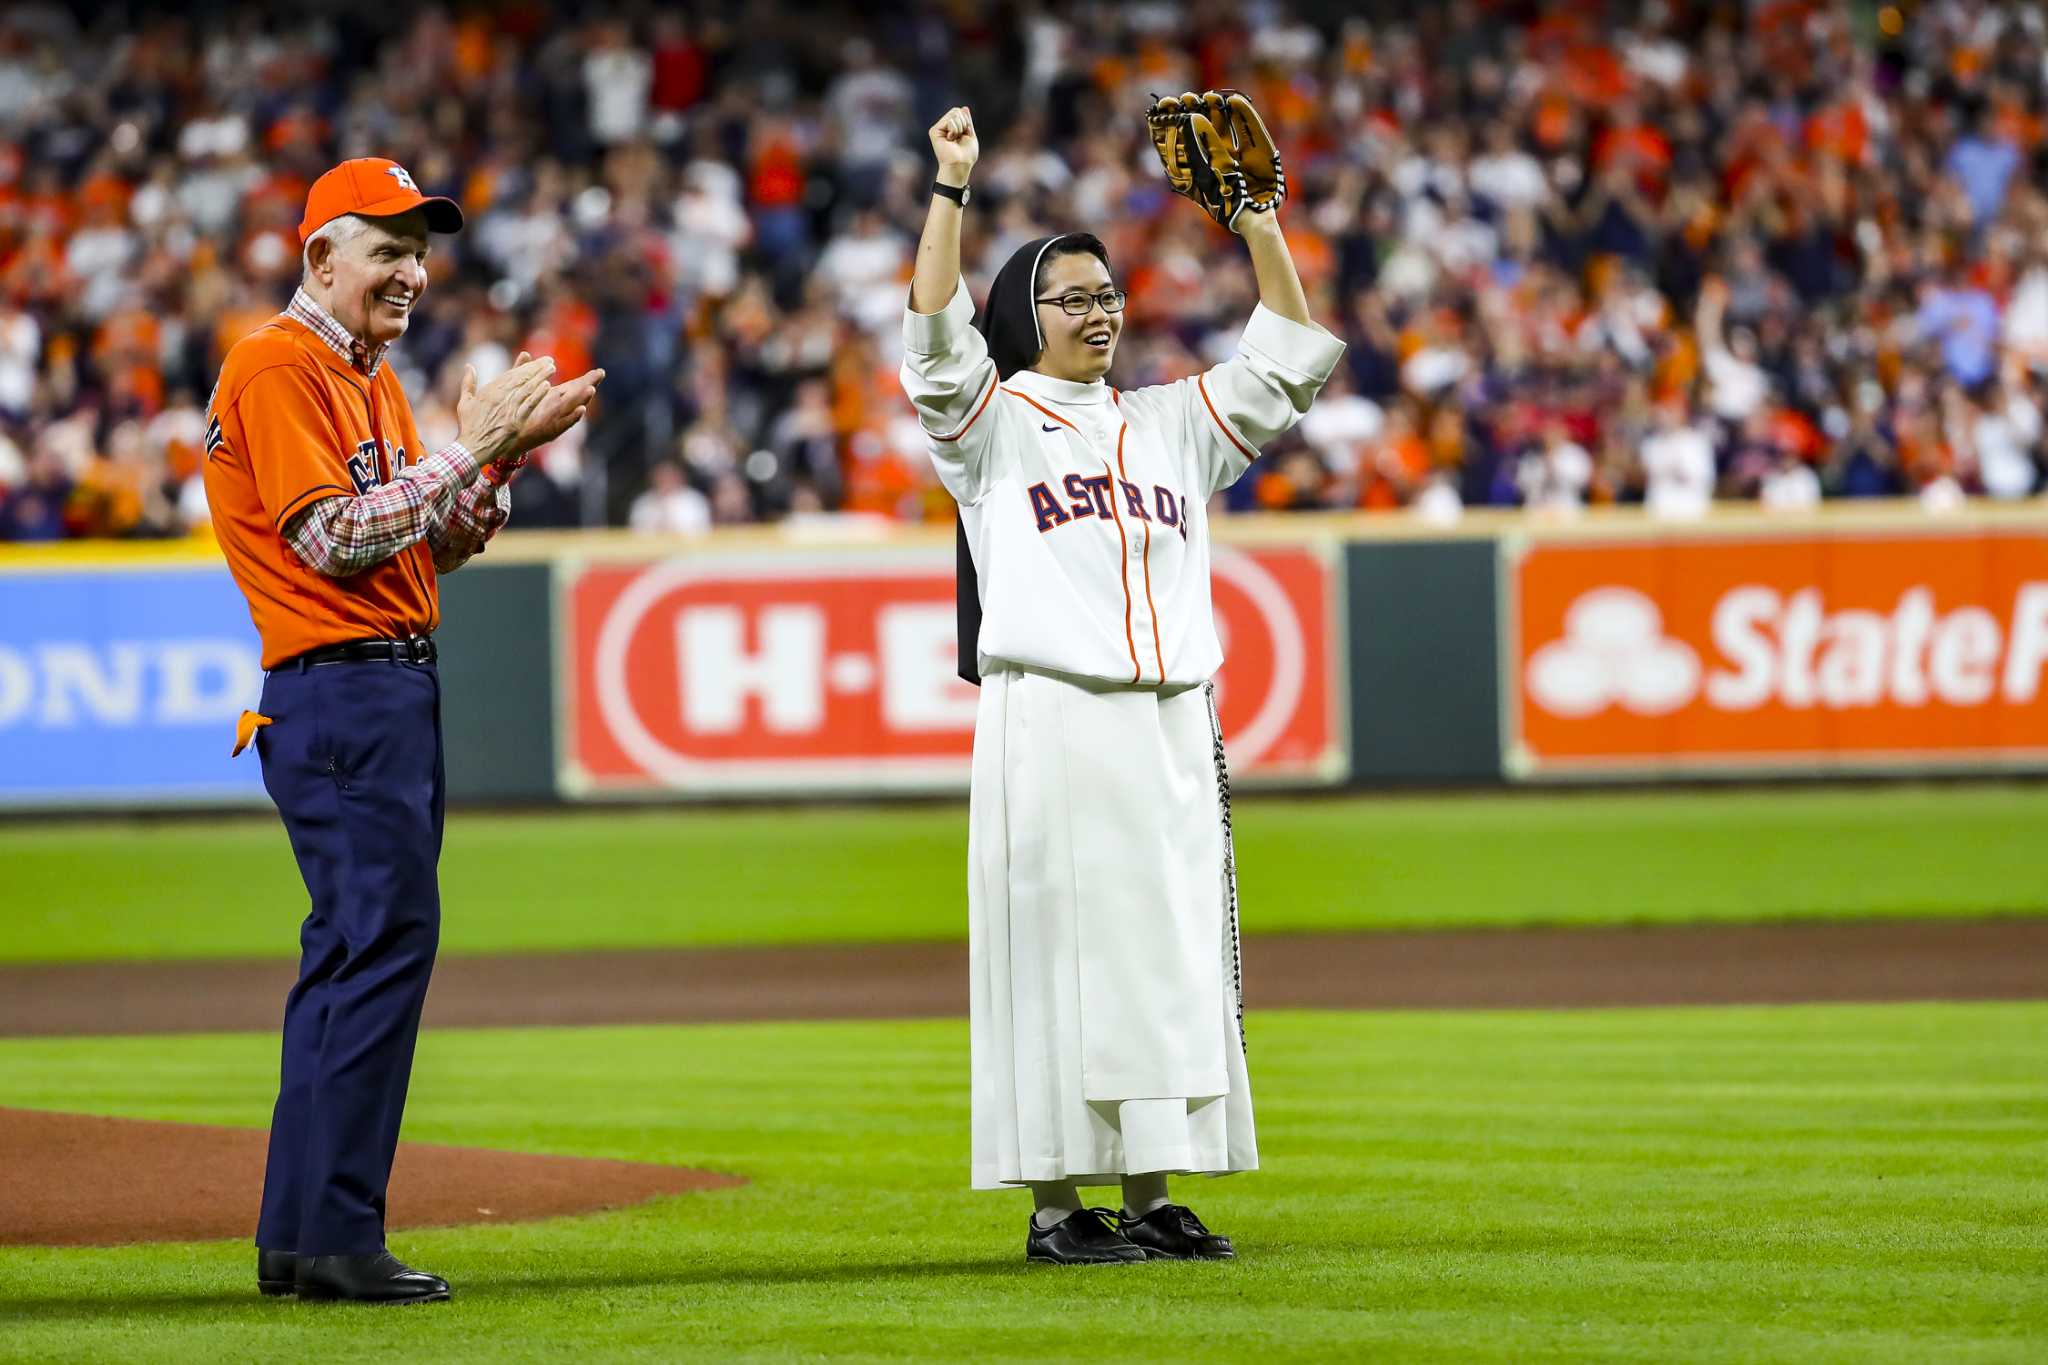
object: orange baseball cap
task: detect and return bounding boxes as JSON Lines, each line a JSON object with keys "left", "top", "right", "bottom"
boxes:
{"left": 299, "top": 157, "right": 464, "bottom": 243}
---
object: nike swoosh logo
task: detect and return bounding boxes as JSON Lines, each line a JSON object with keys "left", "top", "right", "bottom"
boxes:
{"left": 1040, "top": 424, "right": 1060, "bottom": 433}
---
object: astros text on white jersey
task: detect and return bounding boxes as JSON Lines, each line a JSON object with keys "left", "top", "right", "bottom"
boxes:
{"left": 900, "top": 277, "right": 1346, "bottom": 687}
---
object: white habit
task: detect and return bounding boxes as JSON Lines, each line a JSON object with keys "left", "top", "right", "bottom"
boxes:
{"left": 899, "top": 275, "right": 1345, "bottom": 1189}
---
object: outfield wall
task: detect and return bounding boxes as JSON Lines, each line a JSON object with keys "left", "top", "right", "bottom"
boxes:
{"left": 3, "top": 501, "right": 2045, "bottom": 809}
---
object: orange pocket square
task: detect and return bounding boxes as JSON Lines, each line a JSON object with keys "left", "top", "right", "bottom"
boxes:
{"left": 232, "top": 710, "right": 273, "bottom": 757}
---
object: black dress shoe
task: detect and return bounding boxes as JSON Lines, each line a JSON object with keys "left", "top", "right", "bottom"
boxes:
{"left": 296, "top": 1251, "right": 450, "bottom": 1304}
{"left": 1118, "top": 1203, "right": 1236, "bottom": 1260}
{"left": 256, "top": 1248, "right": 298, "bottom": 1297}
{"left": 1025, "top": 1207, "right": 1147, "bottom": 1265}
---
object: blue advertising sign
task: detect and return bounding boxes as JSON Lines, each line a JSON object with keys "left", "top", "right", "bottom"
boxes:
{"left": 0, "top": 566, "right": 268, "bottom": 806}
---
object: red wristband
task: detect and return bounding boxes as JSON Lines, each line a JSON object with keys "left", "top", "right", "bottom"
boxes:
{"left": 482, "top": 454, "right": 527, "bottom": 486}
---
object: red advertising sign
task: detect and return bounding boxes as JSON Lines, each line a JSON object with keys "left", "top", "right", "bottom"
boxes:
{"left": 1509, "top": 529, "right": 2048, "bottom": 773}
{"left": 563, "top": 546, "right": 1341, "bottom": 795}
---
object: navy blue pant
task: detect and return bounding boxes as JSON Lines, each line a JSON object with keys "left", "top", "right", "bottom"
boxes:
{"left": 252, "top": 655, "right": 444, "bottom": 1257}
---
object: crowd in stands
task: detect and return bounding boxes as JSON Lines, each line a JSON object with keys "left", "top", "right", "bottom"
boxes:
{"left": 3, "top": 1, "right": 2048, "bottom": 542}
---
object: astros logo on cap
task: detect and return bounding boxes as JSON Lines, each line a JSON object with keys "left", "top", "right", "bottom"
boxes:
{"left": 300, "top": 157, "right": 464, "bottom": 243}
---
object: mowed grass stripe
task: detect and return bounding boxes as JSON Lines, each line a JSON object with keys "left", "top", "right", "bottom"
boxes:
{"left": 0, "top": 1004, "right": 2041, "bottom": 1361}
{"left": 6, "top": 784, "right": 2048, "bottom": 963}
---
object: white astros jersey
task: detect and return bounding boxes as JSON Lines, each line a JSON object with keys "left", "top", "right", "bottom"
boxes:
{"left": 901, "top": 277, "right": 1346, "bottom": 687}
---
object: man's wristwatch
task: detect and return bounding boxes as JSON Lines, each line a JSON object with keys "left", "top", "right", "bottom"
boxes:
{"left": 932, "top": 180, "right": 971, "bottom": 206}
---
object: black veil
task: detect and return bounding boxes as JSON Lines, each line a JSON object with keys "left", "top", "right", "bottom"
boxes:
{"left": 954, "top": 233, "right": 1113, "bottom": 684}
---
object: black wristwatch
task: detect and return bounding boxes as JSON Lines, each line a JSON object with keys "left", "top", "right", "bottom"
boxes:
{"left": 932, "top": 180, "right": 971, "bottom": 206}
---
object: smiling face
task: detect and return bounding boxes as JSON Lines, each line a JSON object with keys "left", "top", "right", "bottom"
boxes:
{"left": 1030, "top": 249, "right": 1123, "bottom": 384}
{"left": 307, "top": 209, "right": 432, "bottom": 346}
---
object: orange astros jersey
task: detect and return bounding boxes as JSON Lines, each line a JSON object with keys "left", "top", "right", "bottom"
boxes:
{"left": 204, "top": 314, "right": 437, "bottom": 669}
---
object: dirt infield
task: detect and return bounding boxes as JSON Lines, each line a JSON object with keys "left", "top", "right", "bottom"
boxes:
{"left": 0, "top": 918, "right": 2043, "bottom": 1039}
{"left": 2, "top": 918, "right": 2042, "bottom": 1249}
{"left": 0, "top": 1106, "right": 743, "bottom": 1248}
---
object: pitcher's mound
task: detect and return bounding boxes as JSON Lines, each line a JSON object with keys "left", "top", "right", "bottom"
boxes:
{"left": 0, "top": 1107, "right": 745, "bottom": 1247}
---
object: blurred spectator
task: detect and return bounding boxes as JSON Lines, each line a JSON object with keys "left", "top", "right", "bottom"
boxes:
{"left": 1, "top": 446, "right": 72, "bottom": 540}
{"left": 1517, "top": 420, "right": 1594, "bottom": 516}
{"left": 1295, "top": 381, "right": 1381, "bottom": 495}
{"left": 767, "top": 378, "right": 847, "bottom": 511}
{"left": 628, "top": 458, "right": 711, "bottom": 535}
{"left": 585, "top": 22, "right": 654, "bottom": 147}
{"left": 1972, "top": 375, "right": 2043, "bottom": 498}
{"left": 0, "top": 304, "right": 37, "bottom": 420}
{"left": 812, "top": 209, "right": 908, "bottom": 337}
{"left": 1640, "top": 401, "right": 1715, "bottom": 520}
{"left": 1758, "top": 451, "right": 1823, "bottom": 512}
{"left": 1694, "top": 279, "right": 1768, "bottom": 424}
{"left": 825, "top": 39, "right": 913, "bottom": 183}
{"left": 1945, "top": 107, "right": 2020, "bottom": 230}
{"left": 1916, "top": 274, "right": 2002, "bottom": 388}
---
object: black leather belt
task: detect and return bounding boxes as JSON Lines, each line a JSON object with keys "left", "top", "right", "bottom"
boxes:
{"left": 281, "top": 636, "right": 437, "bottom": 670}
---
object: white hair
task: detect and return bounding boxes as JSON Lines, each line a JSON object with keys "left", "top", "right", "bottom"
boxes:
{"left": 301, "top": 213, "right": 374, "bottom": 281}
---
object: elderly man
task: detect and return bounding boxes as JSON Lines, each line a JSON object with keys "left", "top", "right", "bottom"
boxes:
{"left": 204, "top": 159, "right": 602, "bottom": 1303}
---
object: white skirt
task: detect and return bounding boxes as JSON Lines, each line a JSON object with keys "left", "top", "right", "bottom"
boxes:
{"left": 968, "top": 665, "right": 1256, "bottom": 1190}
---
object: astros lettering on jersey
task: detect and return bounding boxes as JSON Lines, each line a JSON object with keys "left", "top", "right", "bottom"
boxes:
{"left": 900, "top": 275, "right": 1345, "bottom": 687}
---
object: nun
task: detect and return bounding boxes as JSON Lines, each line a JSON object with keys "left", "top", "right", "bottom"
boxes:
{"left": 899, "top": 105, "right": 1345, "bottom": 1264}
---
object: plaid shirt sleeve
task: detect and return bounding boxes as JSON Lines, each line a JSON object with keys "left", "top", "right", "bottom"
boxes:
{"left": 429, "top": 460, "right": 517, "bottom": 573}
{"left": 284, "top": 440, "right": 506, "bottom": 577}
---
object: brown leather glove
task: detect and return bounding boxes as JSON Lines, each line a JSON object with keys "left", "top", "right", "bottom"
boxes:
{"left": 1146, "top": 89, "right": 1286, "bottom": 232}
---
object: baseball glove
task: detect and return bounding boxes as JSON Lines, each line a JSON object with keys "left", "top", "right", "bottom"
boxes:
{"left": 1222, "top": 91, "right": 1287, "bottom": 214}
{"left": 1145, "top": 89, "right": 1286, "bottom": 231}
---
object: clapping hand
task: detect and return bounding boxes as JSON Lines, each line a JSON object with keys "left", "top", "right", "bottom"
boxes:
{"left": 456, "top": 355, "right": 554, "bottom": 464}
{"left": 509, "top": 351, "right": 606, "bottom": 456}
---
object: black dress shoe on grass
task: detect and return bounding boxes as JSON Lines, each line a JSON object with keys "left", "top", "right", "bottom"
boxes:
{"left": 296, "top": 1251, "right": 450, "bottom": 1304}
{"left": 256, "top": 1248, "right": 298, "bottom": 1297}
{"left": 1118, "top": 1204, "right": 1236, "bottom": 1260}
{"left": 1025, "top": 1207, "right": 1147, "bottom": 1265}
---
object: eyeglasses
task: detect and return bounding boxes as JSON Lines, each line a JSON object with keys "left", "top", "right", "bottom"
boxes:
{"left": 1034, "top": 289, "right": 1127, "bottom": 316}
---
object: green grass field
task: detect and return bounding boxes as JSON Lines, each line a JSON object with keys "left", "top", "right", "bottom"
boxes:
{"left": 5, "top": 784, "right": 2044, "bottom": 1360}
{"left": 1, "top": 1006, "right": 2043, "bottom": 1361}
{"left": 6, "top": 784, "right": 2046, "bottom": 962}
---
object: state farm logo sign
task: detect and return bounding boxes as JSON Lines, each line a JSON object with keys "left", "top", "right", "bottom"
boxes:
{"left": 1511, "top": 533, "right": 2048, "bottom": 772}
{"left": 1526, "top": 588, "right": 1699, "bottom": 716}
{"left": 564, "top": 546, "right": 1340, "bottom": 795}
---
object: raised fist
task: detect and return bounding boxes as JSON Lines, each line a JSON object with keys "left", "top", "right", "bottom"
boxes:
{"left": 929, "top": 106, "right": 978, "bottom": 179}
